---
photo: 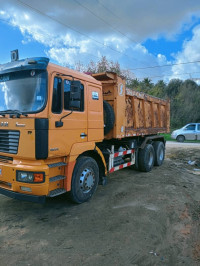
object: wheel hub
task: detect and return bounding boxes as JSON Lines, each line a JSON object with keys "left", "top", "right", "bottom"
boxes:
{"left": 159, "top": 149, "right": 164, "bottom": 161}
{"left": 148, "top": 151, "right": 154, "bottom": 167}
{"left": 79, "top": 168, "right": 95, "bottom": 193}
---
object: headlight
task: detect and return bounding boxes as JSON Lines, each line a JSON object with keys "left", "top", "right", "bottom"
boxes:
{"left": 17, "top": 171, "right": 44, "bottom": 183}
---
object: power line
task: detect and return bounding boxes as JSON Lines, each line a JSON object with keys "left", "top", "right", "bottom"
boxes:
{"left": 0, "top": 17, "right": 101, "bottom": 62}
{"left": 135, "top": 71, "right": 200, "bottom": 80}
{"left": 73, "top": 0, "right": 151, "bottom": 68}
{"left": 4, "top": 4, "right": 200, "bottom": 81}
{"left": 94, "top": 2, "right": 200, "bottom": 75}
{"left": 96, "top": 0, "right": 136, "bottom": 37}
{"left": 129, "top": 60, "right": 200, "bottom": 71}
{"left": 16, "top": 0, "right": 139, "bottom": 62}
{"left": 96, "top": 0, "right": 122, "bottom": 21}
{"left": 1, "top": 14, "right": 200, "bottom": 82}
{"left": 73, "top": 0, "right": 137, "bottom": 44}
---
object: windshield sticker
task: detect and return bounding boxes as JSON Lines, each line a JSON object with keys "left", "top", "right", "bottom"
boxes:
{"left": 65, "top": 80, "right": 70, "bottom": 85}
{"left": 92, "top": 91, "right": 99, "bottom": 100}
{"left": 36, "top": 96, "right": 42, "bottom": 101}
{"left": 0, "top": 75, "right": 9, "bottom": 82}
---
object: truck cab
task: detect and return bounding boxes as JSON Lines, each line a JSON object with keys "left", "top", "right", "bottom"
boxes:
{"left": 0, "top": 56, "right": 104, "bottom": 203}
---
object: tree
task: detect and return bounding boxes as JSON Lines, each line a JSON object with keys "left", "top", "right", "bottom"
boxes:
{"left": 85, "top": 56, "right": 132, "bottom": 79}
{"left": 75, "top": 56, "right": 200, "bottom": 129}
{"left": 86, "top": 60, "right": 97, "bottom": 74}
{"left": 165, "top": 79, "right": 182, "bottom": 98}
{"left": 149, "top": 80, "right": 166, "bottom": 98}
{"left": 96, "top": 56, "right": 109, "bottom": 73}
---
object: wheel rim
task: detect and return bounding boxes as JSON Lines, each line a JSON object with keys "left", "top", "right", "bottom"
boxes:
{"left": 159, "top": 149, "right": 164, "bottom": 161}
{"left": 148, "top": 151, "right": 154, "bottom": 167}
{"left": 79, "top": 168, "right": 95, "bottom": 193}
{"left": 177, "top": 136, "right": 184, "bottom": 142}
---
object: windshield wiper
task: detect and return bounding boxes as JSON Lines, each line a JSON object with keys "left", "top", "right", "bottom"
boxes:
{"left": 0, "top": 110, "right": 28, "bottom": 118}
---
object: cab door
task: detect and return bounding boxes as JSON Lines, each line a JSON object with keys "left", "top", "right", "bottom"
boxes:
{"left": 87, "top": 84, "right": 104, "bottom": 142}
{"left": 183, "top": 124, "right": 196, "bottom": 140}
{"left": 48, "top": 75, "right": 87, "bottom": 158}
{"left": 197, "top": 124, "right": 200, "bottom": 140}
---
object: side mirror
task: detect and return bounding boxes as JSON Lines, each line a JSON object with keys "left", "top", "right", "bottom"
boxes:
{"left": 69, "top": 100, "right": 80, "bottom": 109}
{"left": 69, "top": 80, "right": 82, "bottom": 110}
{"left": 70, "top": 80, "right": 81, "bottom": 100}
{"left": 55, "top": 121, "right": 63, "bottom": 127}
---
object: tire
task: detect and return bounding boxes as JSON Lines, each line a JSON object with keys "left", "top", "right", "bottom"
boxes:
{"left": 138, "top": 144, "right": 155, "bottom": 172}
{"left": 176, "top": 135, "right": 185, "bottom": 142}
{"left": 70, "top": 156, "right": 99, "bottom": 204}
{"left": 153, "top": 141, "right": 165, "bottom": 166}
{"left": 103, "top": 100, "right": 115, "bottom": 135}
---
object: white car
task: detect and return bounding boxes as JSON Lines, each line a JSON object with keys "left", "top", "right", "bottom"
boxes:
{"left": 171, "top": 123, "right": 200, "bottom": 142}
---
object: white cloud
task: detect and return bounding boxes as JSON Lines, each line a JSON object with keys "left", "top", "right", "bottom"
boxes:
{"left": 171, "top": 25, "right": 200, "bottom": 81}
{"left": 0, "top": 0, "right": 200, "bottom": 82}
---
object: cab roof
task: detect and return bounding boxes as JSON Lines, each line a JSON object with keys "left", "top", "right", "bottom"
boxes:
{"left": 47, "top": 62, "right": 101, "bottom": 85}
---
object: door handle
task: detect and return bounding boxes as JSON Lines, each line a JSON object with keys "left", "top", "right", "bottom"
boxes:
{"left": 80, "top": 133, "right": 87, "bottom": 138}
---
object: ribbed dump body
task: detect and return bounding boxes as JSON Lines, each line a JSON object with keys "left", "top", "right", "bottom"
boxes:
{"left": 125, "top": 88, "right": 170, "bottom": 136}
{"left": 93, "top": 72, "right": 170, "bottom": 139}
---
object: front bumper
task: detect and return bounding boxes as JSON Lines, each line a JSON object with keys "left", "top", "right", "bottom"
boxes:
{"left": 171, "top": 133, "right": 177, "bottom": 140}
{"left": 0, "top": 187, "right": 46, "bottom": 203}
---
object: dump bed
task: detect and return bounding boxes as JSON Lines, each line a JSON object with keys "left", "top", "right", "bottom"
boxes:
{"left": 93, "top": 72, "right": 170, "bottom": 139}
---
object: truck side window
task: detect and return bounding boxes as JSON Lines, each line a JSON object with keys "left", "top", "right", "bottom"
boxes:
{"left": 52, "top": 77, "right": 62, "bottom": 113}
{"left": 64, "top": 79, "right": 84, "bottom": 111}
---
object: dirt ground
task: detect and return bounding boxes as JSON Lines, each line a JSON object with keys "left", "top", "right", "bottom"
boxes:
{"left": 0, "top": 143, "right": 200, "bottom": 266}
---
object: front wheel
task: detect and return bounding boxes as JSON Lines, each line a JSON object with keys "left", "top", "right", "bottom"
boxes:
{"left": 176, "top": 135, "right": 185, "bottom": 142}
{"left": 70, "top": 156, "right": 99, "bottom": 204}
{"left": 138, "top": 144, "right": 155, "bottom": 172}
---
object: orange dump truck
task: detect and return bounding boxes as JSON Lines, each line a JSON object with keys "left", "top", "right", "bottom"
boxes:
{"left": 0, "top": 53, "right": 170, "bottom": 203}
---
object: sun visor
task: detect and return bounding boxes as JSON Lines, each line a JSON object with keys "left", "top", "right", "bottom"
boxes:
{"left": 0, "top": 57, "right": 49, "bottom": 74}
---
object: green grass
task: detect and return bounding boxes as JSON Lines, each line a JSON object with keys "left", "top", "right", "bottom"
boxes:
{"left": 161, "top": 133, "right": 200, "bottom": 143}
{"left": 161, "top": 133, "right": 175, "bottom": 141}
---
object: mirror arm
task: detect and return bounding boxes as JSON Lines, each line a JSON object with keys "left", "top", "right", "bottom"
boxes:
{"left": 55, "top": 111, "right": 73, "bottom": 127}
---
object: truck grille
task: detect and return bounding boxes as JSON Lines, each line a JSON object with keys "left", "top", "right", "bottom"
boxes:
{"left": 0, "top": 130, "right": 20, "bottom": 154}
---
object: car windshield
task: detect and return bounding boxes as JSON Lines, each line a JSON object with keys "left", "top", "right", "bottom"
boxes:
{"left": 0, "top": 69, "right": 47, "bottom": 113}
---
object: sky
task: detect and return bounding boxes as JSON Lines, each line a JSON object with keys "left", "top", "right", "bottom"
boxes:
{"left": 1, "top": 0, "right": 200, "bottom": 83}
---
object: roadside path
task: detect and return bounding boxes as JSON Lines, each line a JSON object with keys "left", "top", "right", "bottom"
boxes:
{"left": 166, "top": 141, "right": 200, "bottom": 149}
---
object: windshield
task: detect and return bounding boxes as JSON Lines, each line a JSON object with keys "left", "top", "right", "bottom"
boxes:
{"left": 0, "top": 70, "right": 47, "bottom": 113}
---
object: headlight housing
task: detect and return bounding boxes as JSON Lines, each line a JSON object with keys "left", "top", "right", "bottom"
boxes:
{"left": 17, "top": 171, "right": 45, "bottom": 183}
{"left": 171, "top": 130, "right": 178, "bottom": 136}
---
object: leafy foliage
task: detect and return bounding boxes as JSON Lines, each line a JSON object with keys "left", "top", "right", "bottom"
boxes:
{"left": 129, "top": 78, "right": 200, "bottom": 128}
{"left": 76, "top": 56, "right": 200, "bottom": 129}
{"left": 84, "top": 56, "right": 134, "bottom": 80}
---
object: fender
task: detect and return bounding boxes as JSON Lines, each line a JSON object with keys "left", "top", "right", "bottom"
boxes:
{"left": 64, "top": 142, "right": 107, "bottom": 191}
{"left": 69, "top": 141, "right": 97, "bottom": 159}
{"left": 95, "top": 146, "right": 107, "bottom": 176}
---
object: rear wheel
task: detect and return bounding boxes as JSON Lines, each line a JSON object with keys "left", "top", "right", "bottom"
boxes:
{"left": 176, "top": 135, "right": 185, "bottom": 142}
{"left": 70, "top": 156, "right": 99, "bottom": 203}
{"left": 138, "top": 144, "right": 155, "bottom": 172}
{"left": 153, "top": 141, "right": 165, "bottom": 166}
